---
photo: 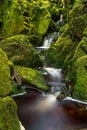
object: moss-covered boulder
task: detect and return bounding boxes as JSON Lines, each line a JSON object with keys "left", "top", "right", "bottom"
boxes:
{"left": 47, "top": 28, "right": 73, "bottom": 68}
{"left": 0, "top": 48, "right": 12, "bottom": 97}
{"left": 0, "top": 35, "right": 43, "bottom": 68}
{"left": 69, "top": 2, "right": 87, "bottom": 40}
{"left": 0, "top": 96, "right": 20, "bottom": 130}
{"left": 15, "top": 66, "right": 48, "bottom": 91}
{"left": 72, "top": 56, "right": 87, "bottom": 101}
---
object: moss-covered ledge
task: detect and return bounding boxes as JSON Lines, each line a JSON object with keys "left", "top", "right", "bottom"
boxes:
{"left": 0, "top": 96, "right": 20, "bottom": 130}
{"left": 15, "top": 66, "right": 48, "bottom": 91}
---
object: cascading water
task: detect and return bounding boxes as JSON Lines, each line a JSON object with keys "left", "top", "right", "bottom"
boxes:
{"left": 36, "top": 31, "right": 59, "bottom": 52}
{"left": 44, "top": 67, "right": 62, "bottom": 82}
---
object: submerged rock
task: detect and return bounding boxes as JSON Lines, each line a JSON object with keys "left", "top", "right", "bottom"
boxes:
{"left": 15, "top": 66, "right": 48, "bottom": 91}
{"left": 0, "top": 35, "right": 43, "bottom": 68}
{"left": 0, "top": 48, "right": 12, "bottom": 97}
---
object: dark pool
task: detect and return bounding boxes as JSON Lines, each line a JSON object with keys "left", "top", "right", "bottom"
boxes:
{"left": 13, "top": 92, "right": 87, "bottom": 130}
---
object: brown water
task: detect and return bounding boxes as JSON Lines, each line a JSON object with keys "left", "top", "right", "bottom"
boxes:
{"left": 13, "top": 92, "right": 87, "bottom": 130}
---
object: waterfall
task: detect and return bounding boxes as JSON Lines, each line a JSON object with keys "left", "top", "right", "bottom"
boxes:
{"left": 43, "top": 67, "right": 67, "bottom": 98}
{"left": 44, "top": 67, "right": 62, "bottom": 82}
{"left": 57, "top": 14, "right": 64, "bottom": 26}
{"left": 36, "top": 32, "right": 59, "bottom": 52}
{"left": 43, "top": 32, "right": 59, "bottom": 48}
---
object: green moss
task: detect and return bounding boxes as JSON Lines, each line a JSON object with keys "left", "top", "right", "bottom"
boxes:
{"left": 73, "top": 36, "right": 87, "bottom": 63}
{"left": 0, "top": 35, "right": 43, "bottom": 68}
{"left": 8, "top": 61, "right": 14, "bottom": 75}
{"left": 0, "top": 48, "right": 12, "bottom": 97}
{"left": 1, "top": 0, "right": 52, "bottom": 44}
{"left": 15, "top": 66, "right": 48, "bottom": 91}
{"left": 83, "top": 27, "right": 87, "bottom": 37}
{"left": 46, "top": 47, "right": 57, "bottom": 67}
{"left": 0, "top": 97, "right": 20, "bottom": 130}
{"left": 69, "top": 3, "right": 87, "bottom": 39}
{"left": 54, "top": 35, "right": 73, "bottom": 67}
{"left": 72, "top": 56, "right": 87, "bottom": 101}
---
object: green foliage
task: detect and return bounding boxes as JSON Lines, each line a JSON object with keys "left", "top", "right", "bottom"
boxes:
{"left": 15, "top": 66, "right": 48, "bottom": 91}
{"left": 0, "top": 97, "right": 20, "bottom": 130}
{"left": 0, "top": 48, "right": 12, "bottom": 97}
{"left": 1, "top": 0, "right": 52, "bottom": 44}
{"left": 83, "top": 27, "right": 87, "bottom": 36}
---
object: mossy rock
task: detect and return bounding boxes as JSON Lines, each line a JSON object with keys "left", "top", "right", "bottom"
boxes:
{"left": 0, "top": 35, "right": 43, "bottom": 68}
{"left": 15, "top": 66, "right": 48, "bottom": 91}
{"left": 0, "top": 96, "right": 20, "bottom": 130}
{"left": 50, "top": 34, "right": 72, "bottom": 68}
{"left": 0, "top": 48, "right": 12, "bottom": 97}
{"left": 72, "top": 56, "right": 87, "bottom": 101}
{"left": 69, "top": 3, "right": 87, "bottom": 40}
{"left": 46, "top": 47, "right": 58, "bottom": 67}
{"left": 8, "top": 60, "right": 14, "bottom": 75}
{"left": 73, "top": 36, "right": 87, "bottom": 63}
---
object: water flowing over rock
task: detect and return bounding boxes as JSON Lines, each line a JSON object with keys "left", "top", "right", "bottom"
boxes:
{"left": 44, "top": 67, "right": 62, "bottom": 82}
{"left": 36, "top": 32, "right": 59, "bottom": 52}
{"left": 42, "top": 67, "right": 68, "bottom": 98}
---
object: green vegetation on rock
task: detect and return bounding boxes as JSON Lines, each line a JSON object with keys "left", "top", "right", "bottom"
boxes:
{"left": 0, "top": 48, "right": 12, "bottom": 97}
{"left": 15, "top": 66, "right": 48, "bottom": 91}
{"left": 0, "top": 97, "right": 20, "bottom": 130}
{"left": 73, "top": 36, "right": 87, "bottom": 63}
{"left": 72, "top": 56, "right": 87, "bottom": 101}
{"left": 0, "top": 35, "right": 43, "bottom": 68}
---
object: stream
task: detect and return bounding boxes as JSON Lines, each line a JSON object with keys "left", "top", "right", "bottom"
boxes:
{"left": 13, "top": 16, "right": 87, "bottom": 130}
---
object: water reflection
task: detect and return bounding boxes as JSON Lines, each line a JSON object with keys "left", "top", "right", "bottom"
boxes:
{"left": 13, "top": 93, "right": 87, "bottom": 130}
